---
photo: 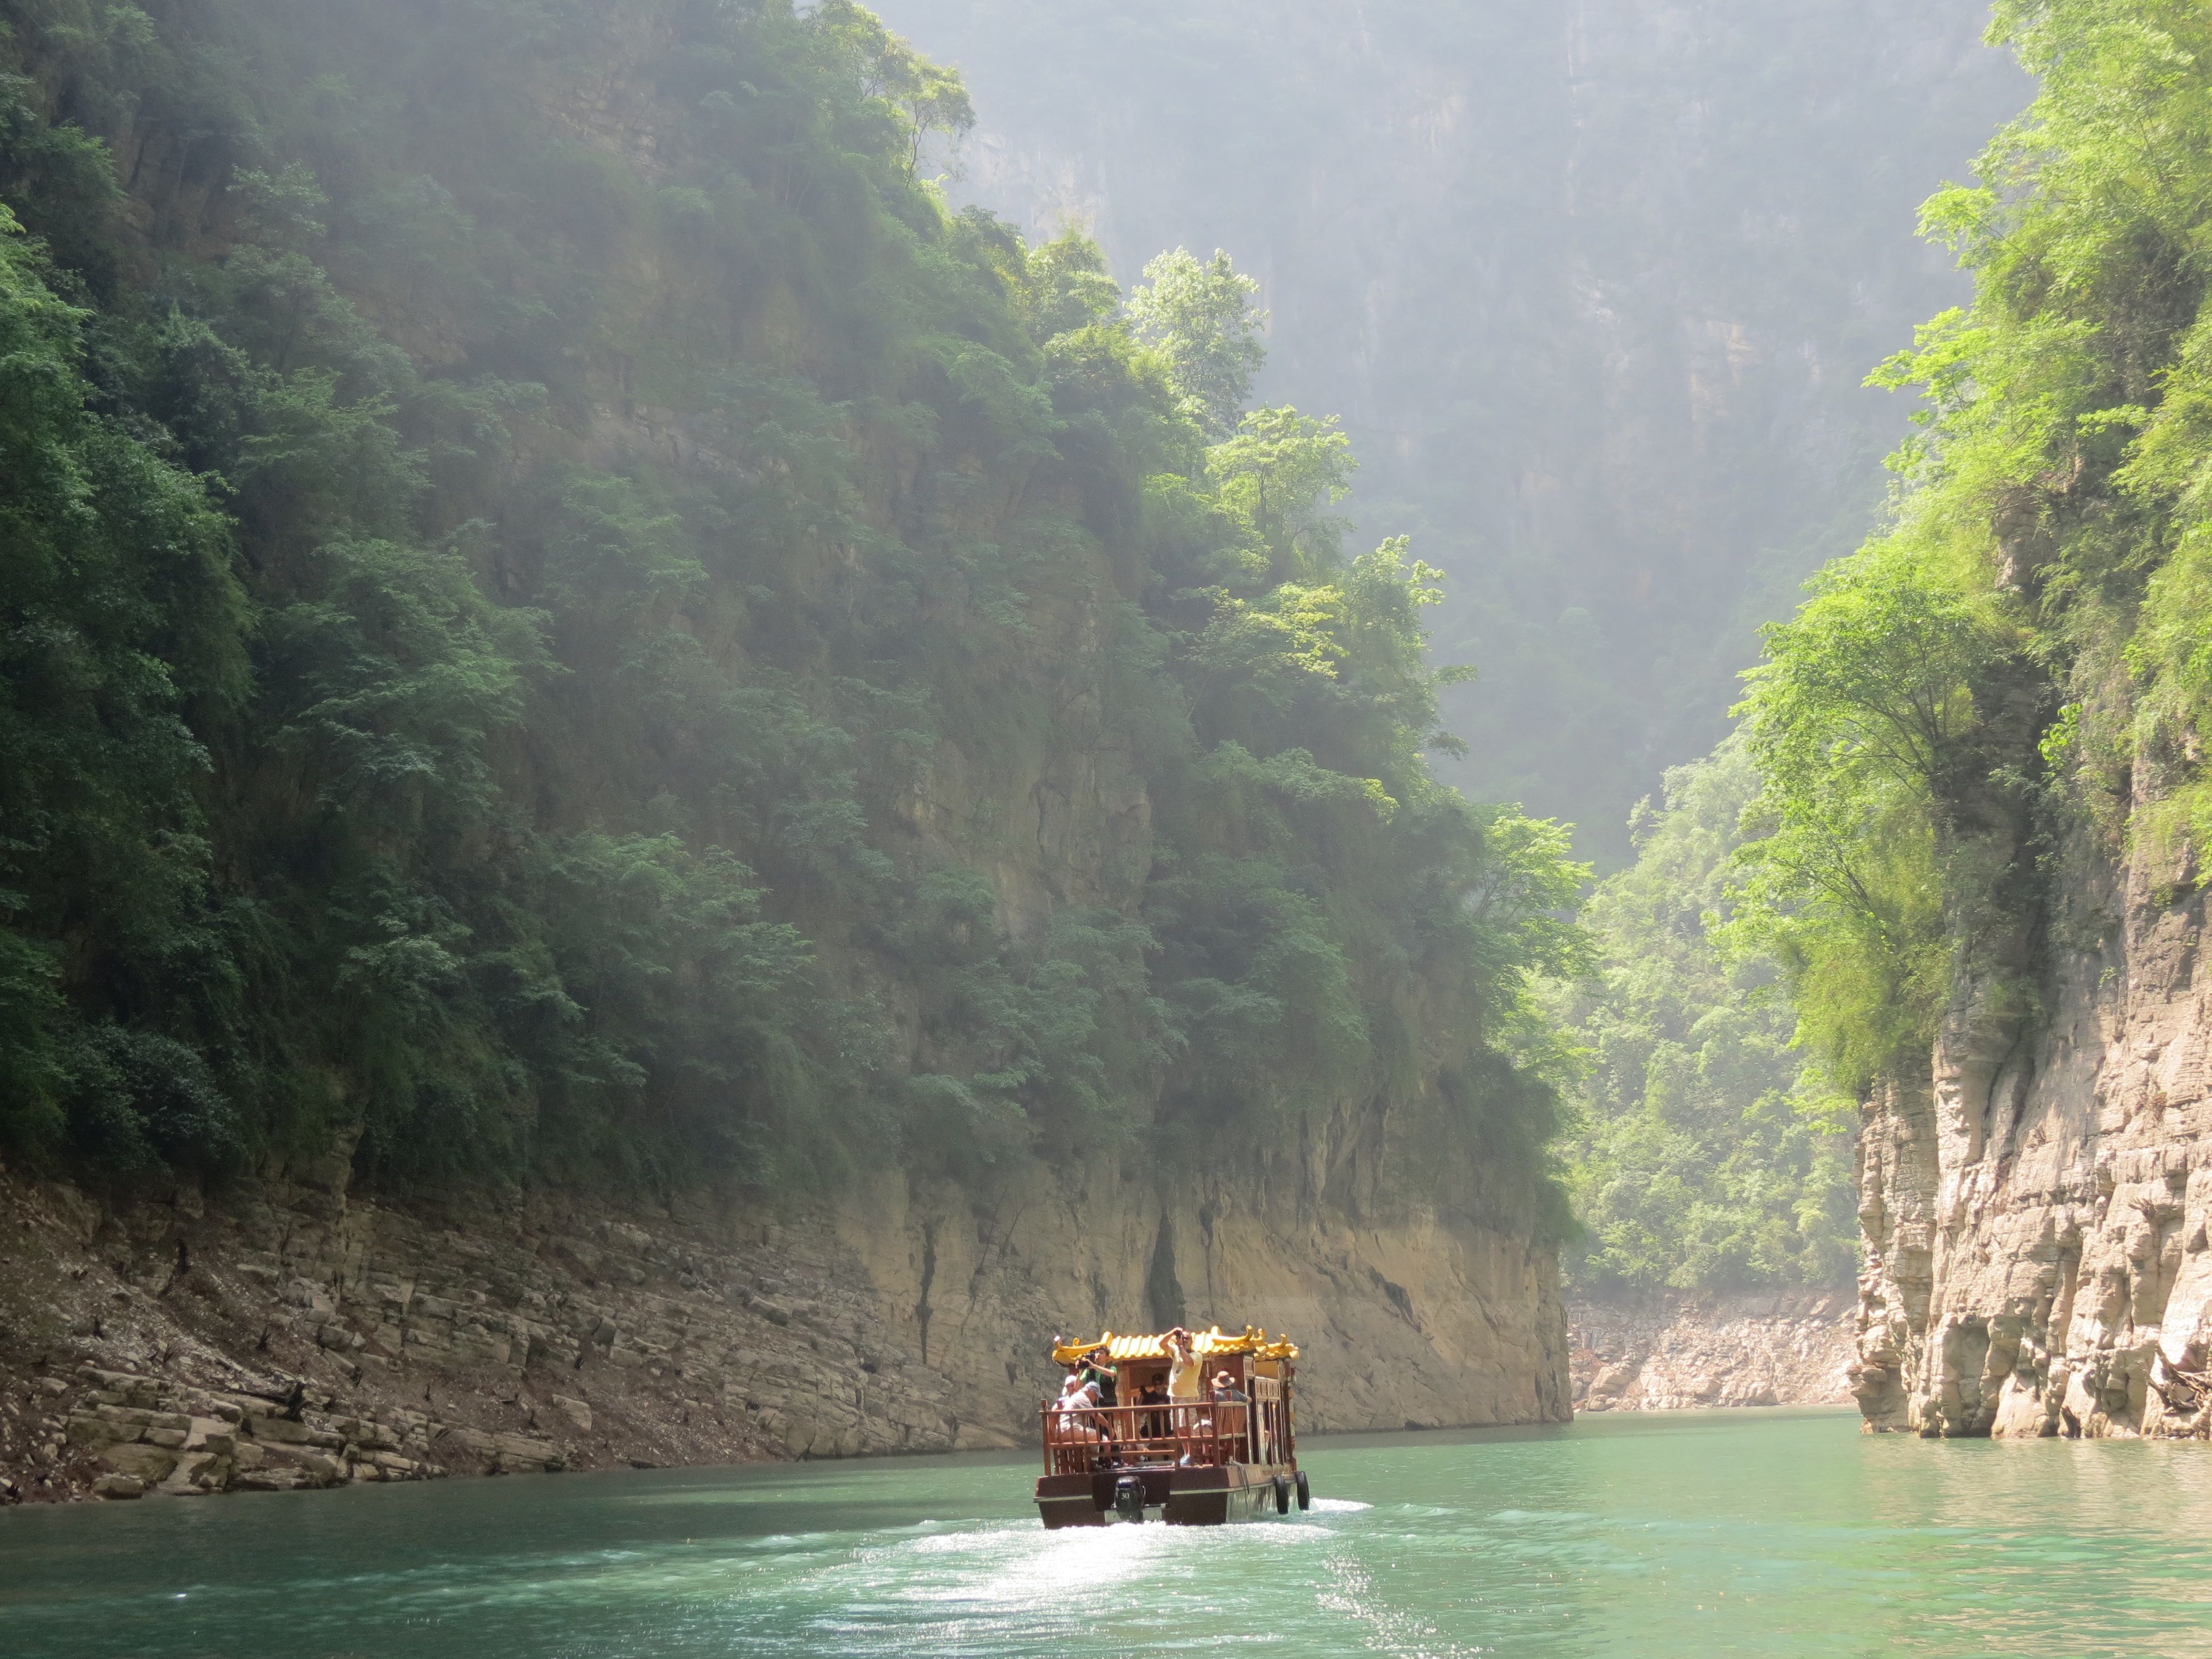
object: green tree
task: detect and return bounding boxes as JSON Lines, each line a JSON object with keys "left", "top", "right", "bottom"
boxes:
{"left": 0, "top": 204, "right": 249, "bottom": 1166}
{"left": 1731, "top": 0, "right": 2212, "bottom": 1114}
{"left": 1126, "top": 247, "right": 1269, "bottom": 440}
{"left": 1554, "top": 740, "right": 1856, "bottom": 1292}
{"left": 0, "top": 0, "right": 1586, "bottom": 1224}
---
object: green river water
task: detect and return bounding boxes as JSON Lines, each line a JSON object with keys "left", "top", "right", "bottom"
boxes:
{"left": 6, "top": 1408, "right": 2211, "bottom": 1657}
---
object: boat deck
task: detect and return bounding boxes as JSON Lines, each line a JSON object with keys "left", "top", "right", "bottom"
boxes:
{"left": 1033, "top": 1326, "right": 1305, "bottom": 1527}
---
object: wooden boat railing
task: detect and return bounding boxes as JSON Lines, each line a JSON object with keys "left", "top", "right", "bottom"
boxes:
{"left": 1039, "top": 1376, "right": 1291, "bottom": 1475}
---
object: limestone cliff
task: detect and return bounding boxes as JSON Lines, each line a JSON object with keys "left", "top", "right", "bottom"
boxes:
{"left": 0, "top": 1140, "right": 1563, "bottom": 1500}
{"left": 1709, "top": 0, "right": 2212, "bottom": 1449}
{"left": 1569, "top": 1290, "right": 1854, "bottom": 1413}
{"left": 0, "top": 0, "right": 1578, "bottom": 1505}
{"left": 1851, "top": 823, "right": 2212, "bottom": 1438}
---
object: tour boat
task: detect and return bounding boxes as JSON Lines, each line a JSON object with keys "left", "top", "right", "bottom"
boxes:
{"left": 1034, "top": 1325, "right": 1310, "bottom": 1527}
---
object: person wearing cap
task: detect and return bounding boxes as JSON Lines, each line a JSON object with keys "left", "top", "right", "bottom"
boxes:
{"left": 1053, "top": 1373, "right": 1102, "bottom": 1433}
{"left": 1077, "top": 1346, "right": 1118, "bottom": 1408}
{"left": 1051, "top": 1372, "right": 1103, "bottom": 1470}
{"left": 1211, "top": 1368, "right": 1249, "bottom": 1460}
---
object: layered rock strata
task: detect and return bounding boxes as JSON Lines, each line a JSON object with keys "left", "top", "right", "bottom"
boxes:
{"left": 1852, "top": 833, "right": 2212, "bottom": 1437}
{"left": 1567, "top": 1291, "right": 1855, "bottom": 1412}
{"left": 0, "top": 1147, "right": 1567, "bottom": 1502}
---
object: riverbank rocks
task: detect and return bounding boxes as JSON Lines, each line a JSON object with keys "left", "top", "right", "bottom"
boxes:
{"left": 0, "top": 1112, "right": 1570, "bottom": 1504}
{"left": 1568, "top": 1291, "right": 1856, "bottom": 1412}
{"left": 442, "top": 1427, "right": 563, "bottom": 1474}
{"left": 51, "top": 1366, "right": 444, "bottom": 1495}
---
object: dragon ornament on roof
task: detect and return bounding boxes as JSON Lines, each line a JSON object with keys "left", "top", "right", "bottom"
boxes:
{"left": 1050, "top": 1324, "right": 1299, "bottom": 1366}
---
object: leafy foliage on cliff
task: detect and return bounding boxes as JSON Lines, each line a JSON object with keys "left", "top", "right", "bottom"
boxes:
{"left": 0, "top": 0, "right": 1582, "bottom": 1201}
{"left": 1551, "top": 740, "right": 1856, "bottom": 1292}
{"left": 1733, "top": 0, "right": 2212, "bottom": 1096}
{"left": 883, "top": 0, "right": 2022, "bottom": 868}
{"left": 0, "top": 200, "right": 248, "bottom": 1165}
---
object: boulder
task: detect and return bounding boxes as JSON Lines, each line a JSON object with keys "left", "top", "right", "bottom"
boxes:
{"left": 157, "top": 1452, "right": 231, "bottom": 1495}
{"left": 64, "top": 1412, "right": 129, "bottom": 1450}
{"left": 101, "top": 1443, "right": 182, "bottom": 1484}
{"left": 92, "top": 1474, "right": 145, "bottom": 1500}
{"left": 490, "top": 1432, "right": 562, "bottom": 1473}
{"left": 256, "top": 1443, "right": 343, "bottom": 1483}
{"left": 244, "top": 1414, "right": 345, "bottom": 1449}
{"left": 1584, "top": 1360, "right": 1642, "bottom": 1405}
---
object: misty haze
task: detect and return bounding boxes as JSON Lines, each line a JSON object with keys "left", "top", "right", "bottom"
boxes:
{"left": 2, "top": 4, "right": 2209, "bottom": 1656}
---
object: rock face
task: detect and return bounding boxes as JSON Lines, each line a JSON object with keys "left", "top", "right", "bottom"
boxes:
{"left": 0, "top": 1145, "right": 1566, "bottom": 1501}
{"left": 1568, "top": 1291, "right": 1855, "bottom": 1413}
{"left": 1851, "top": 824, "right": 2212, "bottom": 1437}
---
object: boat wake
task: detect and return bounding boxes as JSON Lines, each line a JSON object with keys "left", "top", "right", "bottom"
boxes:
{"left": 1318, "top": 1544, "right": 1493, "bottom": 1659}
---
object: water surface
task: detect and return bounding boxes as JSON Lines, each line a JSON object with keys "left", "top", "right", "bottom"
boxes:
{"left": 7, "top": 1408, "right": 2209, "bottom": 1657}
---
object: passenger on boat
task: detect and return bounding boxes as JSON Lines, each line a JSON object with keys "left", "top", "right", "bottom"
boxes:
{"left": 1211, "top": 1369, "right": 1249, "bottom": 1460}
{"left": 1074, "top": 1360, "right": 1121, "bottom": 1460}
{"left": 1053, "top": 1374, "right": 1102, "bottom": 1441}
{"left": 1078, "top": 1347, "right": 1118, "bottom": 1407}
{"left": 1165, "top": 1330, "right": 1205, "bottom": 1460}
{"left": 1165, "top": 1328, "right": 1202, "bottom": 1403}
{"left": 1134, "top": 1378, "right": 1168, "bottom": 1440}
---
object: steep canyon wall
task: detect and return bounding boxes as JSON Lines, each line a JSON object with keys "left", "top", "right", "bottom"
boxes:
{"left": 0, "top": 0, "right": 1575, "bottom": 1502}
{"left": 0, "top": 1141, "right": 1564, "bottom": 1499}
{"left": 1799, "top": 9, "right": 2212, "bottom": 1448}
{"left": 1851, "top": 828, "right": 2212, "bottom": 1440}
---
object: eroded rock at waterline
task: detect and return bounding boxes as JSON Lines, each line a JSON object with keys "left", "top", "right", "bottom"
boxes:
{"left": 1568, "top": 1291, "right": 1855, "bottom": 1412}
{"left": 0, "top": 1151, "right": 1566, "bottom": 1501}
{"left": 59, "top": 1365, "right": 452, "bottom": 1495}
{"left": 1853, "top": 832, "right": 2212, "bottom": 1439}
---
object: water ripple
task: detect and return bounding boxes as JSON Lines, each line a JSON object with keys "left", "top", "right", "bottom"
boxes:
{"left": 7, "top": 1411, "right": 2212, "bottom": 1658}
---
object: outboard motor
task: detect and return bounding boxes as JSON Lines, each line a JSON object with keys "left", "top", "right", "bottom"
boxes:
{"left": 1113, "top": 1474, "right": 1146, "bottom": 1522}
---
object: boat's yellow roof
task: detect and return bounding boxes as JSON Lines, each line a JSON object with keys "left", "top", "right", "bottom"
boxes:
{"left": 1051, "top": 1324, "right": 1298, "bottom": 1365}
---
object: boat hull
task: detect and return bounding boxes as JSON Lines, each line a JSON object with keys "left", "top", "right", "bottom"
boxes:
{"left": 1035, "top": 1462, "right": 1292, "bottom": 1528}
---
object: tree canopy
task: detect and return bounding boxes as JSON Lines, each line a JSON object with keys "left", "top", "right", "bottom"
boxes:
{"left": 0, "top": 0, "right": 1582, "bottom": 1217}
{"left": 1734, "top": 0, "right": 2212, "bottom": 1104}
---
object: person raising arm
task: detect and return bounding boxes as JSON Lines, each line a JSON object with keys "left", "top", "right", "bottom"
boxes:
{"left": 1165, "top": 1328, "right": 1201, "bottom": 1402}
